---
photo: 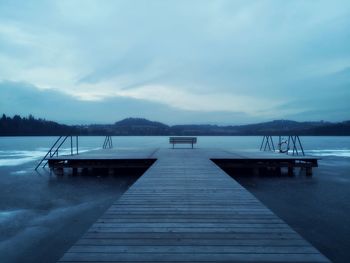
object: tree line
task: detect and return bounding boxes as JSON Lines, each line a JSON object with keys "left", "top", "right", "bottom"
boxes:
{"left": 0, "top": 114, "right": 78, "bottom": 136}
{"left": 1, "top": 114, "right": 350, "bottom": 136}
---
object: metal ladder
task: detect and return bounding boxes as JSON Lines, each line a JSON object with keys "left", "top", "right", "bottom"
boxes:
{"left": 35, "top": 135, "right": 79, "bottom": 170}
{"left": 103, "top": 135, "right": 113, "bottom": 149}
{"left": 260, "top": 135, "right": 305, "bottom": 156}
{"left": 287, "top": 135, "right": 305, "bottom": 156}
{"left": 260, "top": 135, "right": 275, "bottom": 152}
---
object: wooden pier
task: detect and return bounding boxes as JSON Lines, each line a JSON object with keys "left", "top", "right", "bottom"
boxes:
{"left": 55, "top": 148, "right": 328, "bottom": 262}
{"left": 48, "top": 148, "right": 318, "bottom": 177}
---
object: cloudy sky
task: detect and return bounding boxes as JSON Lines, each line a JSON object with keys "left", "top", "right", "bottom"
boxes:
{"left": 0, "top": 0, "right": 349, "bottom": 124}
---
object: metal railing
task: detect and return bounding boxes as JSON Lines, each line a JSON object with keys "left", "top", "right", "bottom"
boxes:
{"left": 35, "top": 135, "right": 114, "bottom": 170}
{"left": 260, "top": 135, "right": 305, "bottom": 156}
{"left": 103, "top": 135, "right": 113, "bottom": 149}
{"left": 260, "top": 135, "right": 275, "bottom": 152}
{"left": 287, "top": 135, "right": 305, "bottom": 156}
{"left": 35, "top": 135, "right": 79, "bottom": 170}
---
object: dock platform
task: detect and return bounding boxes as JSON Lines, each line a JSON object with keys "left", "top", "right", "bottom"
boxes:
{"left": 48, "top": 147, "right": 318, "bottom": 176}
{"left": 56, "top": 148, "right": 328, "bottom": 262}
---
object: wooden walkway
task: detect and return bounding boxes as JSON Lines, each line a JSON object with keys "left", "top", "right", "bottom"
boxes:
{"left": 58, "top": 149, "right": 328, "bottom": 262}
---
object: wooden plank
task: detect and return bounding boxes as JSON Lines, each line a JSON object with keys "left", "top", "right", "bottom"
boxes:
{"left": 88, "top": 228, "right": 295, "bottom": 233}
{"left": 81, "top": 232, "right": 303, "bottom": 239}
{"left": 68, "top": 245, "right": 319, "bottom": 253}
{"left": 100, "top": 215, "right": 284, "bottom": 221}
{"left": 76, "top": 238, "right": 310, "bottom": 246}
{"left": 59, "top": 252, "right": 328, "bottom": 262}
{"left": 91, "top": 223, "right": 289, "bottom": 228}
{"left": 96, "top": 219, "right": 285, "bottom": 223}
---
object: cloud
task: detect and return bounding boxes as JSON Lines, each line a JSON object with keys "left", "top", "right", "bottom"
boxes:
{"left": 0, "top": 80, "right": 254, "bottom": 124}
{"left": 113, "top": 84, "right": 286, "bottom": 115}
{"left": 0, "top": 0, "right": 350, "bottom": 123}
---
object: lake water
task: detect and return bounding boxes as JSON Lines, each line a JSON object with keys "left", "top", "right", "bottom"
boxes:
{"left": 0, "top": 136, "right": 350, "bottom": 263}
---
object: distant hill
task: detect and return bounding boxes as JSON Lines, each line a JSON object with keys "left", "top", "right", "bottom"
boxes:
{"left": 115, "top": 117, "right": 169, "bottom": 128}
{"left": 1, "top": 114, "right": 350, "bottom": 136}
{"left": 307, "top": 121, "right": 350, "bottom": 136}
{"left": 233, "top": 120, "right": 330, "bottom": 135}
{"left": 169, "top": 120, "right": 333, "bottom": 135}
{"left": 113, "top": 118, "right": 169, "bottom": 135}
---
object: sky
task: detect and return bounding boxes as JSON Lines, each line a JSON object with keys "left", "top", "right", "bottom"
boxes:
{"left": 0, "top": 0, "right": 350, "bottom": 125}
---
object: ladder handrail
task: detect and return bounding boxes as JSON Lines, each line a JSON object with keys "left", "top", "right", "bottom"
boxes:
{"left": 260, "top": 135, "right": 305, "bottom": 156}
{"left": 35, "top": 136, "right": 63, "bottom": 170}
{"left": 261, "top": 135, "right": 275, "bottom": 152}
{"left": 297, "top": 135, "right": 305, "bottom": 155}
{"left": 260, "top": 136, "right": 266, "bottom": 151}
{"left": 36, "top": 135, "right": 109, "bottom": 170}
{"left": 49, "top": 136, "right": 69, "bottom": 158}
{"left": 35, "top": 135, "right": 76, "bottom": 170}
{"left": 103, "top": 136, "right": 113, "bottom": 149}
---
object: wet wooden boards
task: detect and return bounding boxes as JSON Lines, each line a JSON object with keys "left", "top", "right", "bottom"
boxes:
{"left": 58, "top": 149, "right": 328, "bottom": 262}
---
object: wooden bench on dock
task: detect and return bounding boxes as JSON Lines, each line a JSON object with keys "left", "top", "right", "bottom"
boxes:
{"left": 169, "top": 137, "right": 197, "bottom": 149}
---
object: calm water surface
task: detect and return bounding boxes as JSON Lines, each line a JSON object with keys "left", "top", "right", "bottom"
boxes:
{"left": 0, "top": 136, "right": 349, "bottom": 263}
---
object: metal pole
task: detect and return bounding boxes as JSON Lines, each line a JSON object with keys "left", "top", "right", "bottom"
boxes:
{"left": 295, "top": 136, "right": 299, "bottom": 155}
{"left": 297, "top": 136, "right": 305, "bottom": 156}
{"left": 287, "top": 136, "right": 291, "bottom": 155}
{"left": 278, "top": 136, "right": 281, "bottom": 152}
{"left": 260, "top": 136, "right": 266, "bottom": 151}
{"left": 71, "top": 136, "right": 73, "bottom": 155}
{"left": 264, "top": 136, "right": 269, "bottom": 151}
{"left": 76, "top": 136, "right": 79, "bottom": 155}
{"left": 270, "top": 136, "right": 275, "bottom": 151}
{"left": 291, "top": 136, "right": 298, "bottom": 156}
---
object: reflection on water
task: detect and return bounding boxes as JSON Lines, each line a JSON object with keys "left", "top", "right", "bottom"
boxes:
{"left": 0, "top": 162, "right": 144, "bottom": 263}
{"left": 0, "top": 150, "right": 45, "bottom": 166}
{"left": 306, "top": 149, "right": 350, "bottom": 157}
{"left": 0, "top": 147, "right": 99, "bottom": 167}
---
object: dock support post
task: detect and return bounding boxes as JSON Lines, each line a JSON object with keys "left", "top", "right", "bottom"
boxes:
{"left": 72, "top": 168, "right": 78, "bottom": 176}
{"left": 306, "top": 167, "right": 313, "bottom": 177}
{"left": 276, "top": 167, "right": 282, "bottom": 176}
{"left": 288, "top": 166, "right": 294, "bottom": 176}
{"left": 259, "top": 167, "right": 267, "bottom": 175}
{"left": 55, "top": 167, "right": 64, "bottom": 176}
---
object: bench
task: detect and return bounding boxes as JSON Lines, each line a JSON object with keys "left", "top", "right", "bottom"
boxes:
{"left": 169, "top": 137, "right": 197, "bottom": 149}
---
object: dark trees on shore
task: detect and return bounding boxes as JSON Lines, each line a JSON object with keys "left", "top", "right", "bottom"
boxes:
{"left": 0, "top": 114, "right": 77, "bottom": 136}
{"left": 1, "top": 114, "right": 350, "bottom": 136}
